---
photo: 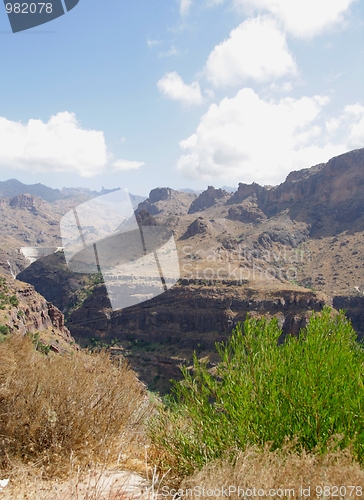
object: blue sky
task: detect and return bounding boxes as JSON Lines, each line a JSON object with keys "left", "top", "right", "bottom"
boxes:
{"left": 0, "top": 0, "right": 363, "bottom": 196}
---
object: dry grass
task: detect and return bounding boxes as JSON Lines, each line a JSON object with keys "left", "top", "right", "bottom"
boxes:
{"left": 0, "top": 451, "right": 169, "bottom": 499}
{"left": 0, "top": 334, "right": 154, "bottom": 478}
{"left": 179, "top": 440, "right": 364, "bottom": 499}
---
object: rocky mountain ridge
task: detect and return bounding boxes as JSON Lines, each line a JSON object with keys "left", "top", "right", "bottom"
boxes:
{"left": 0, "top": 178, "right": 122, "bottom": 203}
{"left": 10, "top": 147, "right": 364, "bottom": 392}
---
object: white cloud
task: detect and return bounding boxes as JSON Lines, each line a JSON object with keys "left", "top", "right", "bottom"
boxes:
{"left": 147, "top": 38, "right": 162, "bottom": 48}
{"left": 205, "top": 17, "right": 297, "bottom": 87}
{"left": 111, "top": 160, "right": 145, "bottom": 171}
{"left": 232, "top": 0, "right": 358, "bottom": 38}
{"left": 158, "top": 45, "right": 180, "bottom": 58}
{"left": 176, "top": 88, "right": 353, "bottom": 185}
{"left": 268, "top": 81, "right": 293, "bottom": 92}
{"left": 326, "top": 103, "right": 364, "bottom": 149}
{"left": 0, "top": 112, "right": 143, "bottom": 178}
{"left": 157, "top": 71, "right": 204, "bottom": 105}
{"left": 206, "top": 0, "right": 225, "bottom": 5}
{"left": 179, "top": 0, "right": 192, "bottom": 16}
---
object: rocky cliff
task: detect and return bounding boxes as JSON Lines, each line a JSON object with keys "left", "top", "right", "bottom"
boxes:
{"left": 188, "top": 186, "right": 229, "bottom": 214}
{"left": 226, "top": 148, "right": 364, "bottom": 235}
{"left": 63, "top": 279, "right": 330, "bottom": 392}
{"left": 136, "top": 187, "right": 196, "bottom": 217}
{"left": 0, "top": 273, "right": 75, "bottom": 353}
{"left": 13, "top": 147, "right": 364, "bottom": 392}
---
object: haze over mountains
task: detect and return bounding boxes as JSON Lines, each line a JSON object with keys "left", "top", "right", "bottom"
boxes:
{"left": 0, "top": 178, "right": 146, "bottom": 206}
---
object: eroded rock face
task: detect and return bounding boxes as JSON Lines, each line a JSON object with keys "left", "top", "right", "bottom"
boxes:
{"left": 136, "top": 187, "right": 195, "bottom": 216}
{"left": 332, "top": 295, "right": 364, "bottom": 340}
{"left": 181, "top": 217, "right": 210, "bottom": 239}
{"left": 257, "top": 225, "right": 310, "bottom": 248}
{"left": 228, "top": 204, "right": 267, "bottom": 224}
{"left": 188, "top": 186, "right": 229, "bottom": 214}
{"left": 149, "top": 187, "right": 173, "bottom": 203}
{"left": 135, "top": 188, "right": 175, "bottom": 215}
{"left": 0, "top": 274, "right": 75, "bottom": 351}
{"left": 225, "top": 149, "right": 364, "bottom": 235}
{"left": 64, "top": 280, "right": 330, "bottom": 392}
{"left": 227, "top": 182, "right": 267, "bottom": 204}
{"left": 17, "top": 251, "right": 78, "bottom": 311}
{"left": 135, "top": 209, "right": 159, "bottom": 226}
{"left": 262, "top": 150, "right": 364, "bottom": 208}
{"left": 8, "top": 193, "right": 44, "bottom": 210}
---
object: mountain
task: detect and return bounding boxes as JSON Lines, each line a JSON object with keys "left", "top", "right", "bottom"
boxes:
{"left": 0, "top": 179, "right": 145, "bottom": 208}
{"left": 0, "top": 272, "right": 76, "bottom": 353}
{"left": 228, "top": 148, "right": 364, "bottom": 236}
{"left": 0, "top": 179, "right": 63, "bottom": 202}
{"left": 12, "top": 147, "right": 364, "bottom": 392}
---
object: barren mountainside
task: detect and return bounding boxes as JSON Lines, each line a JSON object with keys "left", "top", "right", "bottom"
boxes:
{"left": 12, "top": 148, "right": 364, "bottom": 391}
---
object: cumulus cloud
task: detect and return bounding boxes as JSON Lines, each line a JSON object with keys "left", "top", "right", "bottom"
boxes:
{"left": 111, "top": 160, "right": 145, "bottom": 171}
{"left": 157, "top": 71, "right": 204, "bottom": 105}
{"left": 179, "top": 0, "right": 192, "bottom": 16}
{"left": 325, "top": 103, "right": 364, "bottom": 149}
{"left": 0, "top": 112, "right": 144, "bottom": 178}
{"left": 232, "top": 0, "right": 358, "bottom": 38}
{"left": 205, "top": 16, "right": 297, "bottom": 87}
{"left": 175, "top": 88, "right": 358, "bottom": 185}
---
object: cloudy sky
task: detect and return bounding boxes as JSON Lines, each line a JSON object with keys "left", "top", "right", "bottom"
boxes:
{"left": 0, "top": 0, "right": 363, "bottom": 195}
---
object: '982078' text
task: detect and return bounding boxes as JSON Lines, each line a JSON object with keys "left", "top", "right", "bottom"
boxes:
{"left": 5, "top": 3, "right": 53, "bottom": 14}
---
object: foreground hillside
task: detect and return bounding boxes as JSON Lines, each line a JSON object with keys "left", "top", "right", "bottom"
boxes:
{"left": 1, "top": 305, "right": 364, "bottom": 497}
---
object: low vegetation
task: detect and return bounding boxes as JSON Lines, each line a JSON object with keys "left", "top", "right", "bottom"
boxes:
{"left": 2, "top": 306, "right": 364, "bottom": 496}
{"left": 0, "top": 333, "right": 153, "bottom": 476}
{"left": 149, "top": 307, "right": 364, "bottom": 477}
{"left": 0, "top": 276, "right": 19, "bottom": 310}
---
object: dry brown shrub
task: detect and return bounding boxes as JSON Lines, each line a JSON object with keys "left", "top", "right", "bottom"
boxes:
{"left": 179, "top": 440, "right": 364, "bottom": 499}
{"left": 0, "top": 334, "right": 154, "bottom": 477}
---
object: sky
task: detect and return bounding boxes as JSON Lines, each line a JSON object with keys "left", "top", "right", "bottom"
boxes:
{"left": 0, "top": 0, "right": 363, "bottom": 196}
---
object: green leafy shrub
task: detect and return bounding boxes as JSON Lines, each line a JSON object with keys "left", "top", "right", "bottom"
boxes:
{"left": 150, "top": 307, "right": 364, "bottom": 476}
{"left": 8, "top": 295, "right": 19, "bottom": 307}
{"left": 0, "top": 325, "right": 9, "bottom": 336}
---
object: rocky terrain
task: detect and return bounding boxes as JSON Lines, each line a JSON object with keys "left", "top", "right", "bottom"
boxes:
{"left": 0, "top": 272, "right": 76, "bottom": 354}
{"left": 7, "top": 147, "right": 364, "bottom": 392}
{"left": 0, "top": 183, "right": 145, "bottom": 277}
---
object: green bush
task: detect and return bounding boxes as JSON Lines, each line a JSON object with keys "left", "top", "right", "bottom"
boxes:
{"left": 0, "top": 325, "right": 9, "bottom": 337}
{"left": 8, "top": 295, "right": 19, "bottom": 307}
{"left": 150, "top": 307, "right": 364, "bottom": 476}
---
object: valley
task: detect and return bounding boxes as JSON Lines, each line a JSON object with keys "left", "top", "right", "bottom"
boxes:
{"left": 2, "top": 148, "right": 364, "bottom": 393}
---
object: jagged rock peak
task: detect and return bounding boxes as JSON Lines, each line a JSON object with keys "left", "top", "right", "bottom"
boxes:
{"left": 149, "top": 187, "right": 174, "bottom": 203}
{"left": 181, "top": 217, "right": 210, "bottom": 239}
{"left": 188, "top": 186, "right": 228, "bottom": 214}
{"left": 227, "top": 182, "right": 267, "bottom": 205}
{"left": 8, "top": 193, "right": 45, "bottom": 209}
